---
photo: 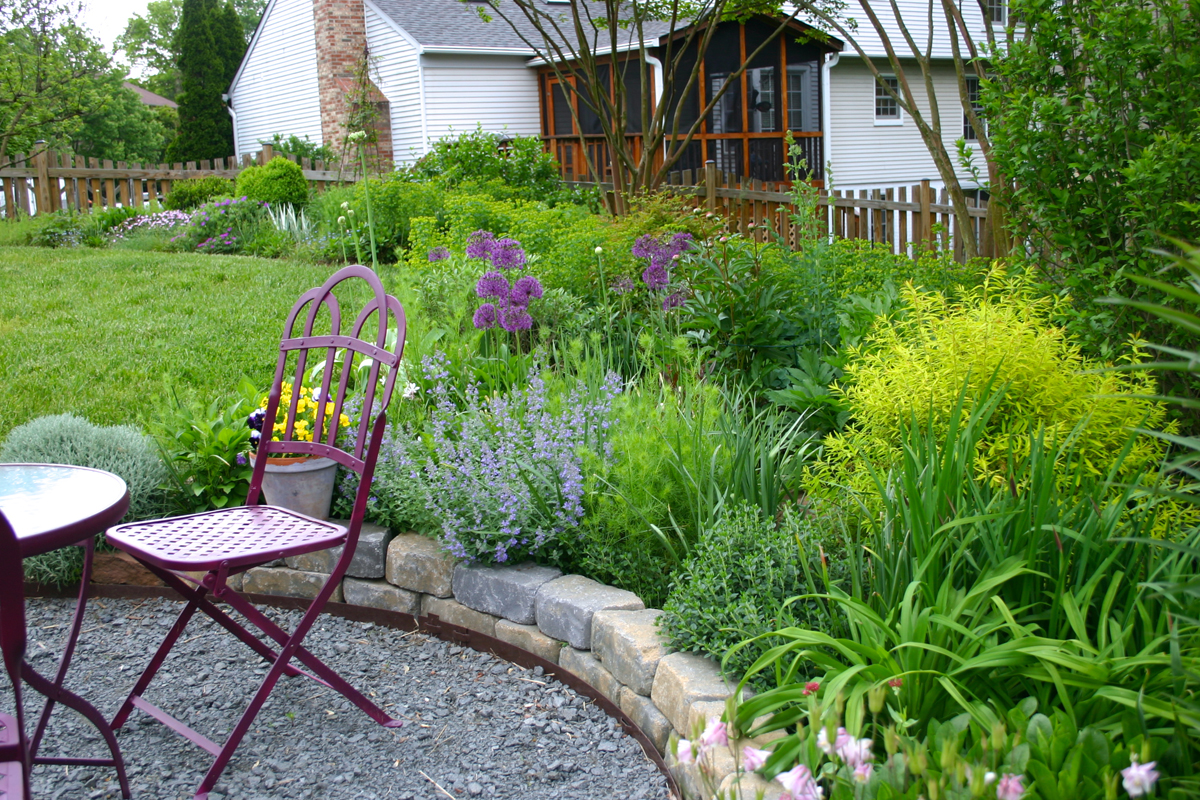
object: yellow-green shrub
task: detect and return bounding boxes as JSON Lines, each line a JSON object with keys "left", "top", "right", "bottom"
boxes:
{"left": 810, "top": 270, "right": 1172, "bottom": 498}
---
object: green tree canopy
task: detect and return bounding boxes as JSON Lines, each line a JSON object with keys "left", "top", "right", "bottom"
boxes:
{"left": 72, "top": 79, "right": 175, "bottom": 163}
{"left": 165, "top": 0, "right": 239, "bottom": 162}
{"left": 116, "top": 0, "right": 263, "bottom": 100}
{"left": 0, "top": 0, "right": 112, "bottom": 162}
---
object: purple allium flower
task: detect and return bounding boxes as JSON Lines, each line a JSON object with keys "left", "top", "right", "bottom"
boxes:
{"left": 476, "top": 271, "right": 511, "bottom": 300}
{"left": 611, "top": 276, "right": 636, "bottom": 295}
{"left": 427, "top": 246, "right": 451, "bottom": 261}
{"left": 642, "top": 263, "right": 669, "bottom": 289}
{"left": 662, "top": 291, "right": 685, "bottom": 311}
{"left": 490, "top": 238, "right": 526, "bottom": 271}
{"left": 466, "top": 230, "right": 495, "bottom": 260}
{"left": 499, "top": 304, "right": 533, "bottom": 332}
{"left": 510, "top": 275, "right": 543, "bottom": 306}
{"left": 473, "top": 303, "right": 498, "bottom": 329}
{"left": 631, "top": 233, "right": 659, "bottom": 260}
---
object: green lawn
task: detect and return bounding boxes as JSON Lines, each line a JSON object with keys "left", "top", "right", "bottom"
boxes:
{"left": 0, "top": 247, "right": 340, "bottom": 441}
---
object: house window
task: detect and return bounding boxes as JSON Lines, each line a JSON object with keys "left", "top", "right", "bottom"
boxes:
{"left": 963, "top": 76, "right": 984, "bottom": 141}
{"left": 875, "top": 76, "right": 900, "bottom": 123}
{"left": 985, "top": 0, "right": 1006, "bottom": 23}
{"left": 787, "top": 65, "right": 815, "bottom": 131}
{"left": 746, "top": 67, "right": 776, "bottom": 132}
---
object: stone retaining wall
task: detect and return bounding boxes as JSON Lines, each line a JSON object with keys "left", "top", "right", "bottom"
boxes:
{"left": 236, "top": 524, "right": 782, "bottom": 800}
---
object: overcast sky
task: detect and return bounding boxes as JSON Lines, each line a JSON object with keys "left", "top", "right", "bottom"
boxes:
{"left": 78, "top": 0, "right": 151, "bottom": 67}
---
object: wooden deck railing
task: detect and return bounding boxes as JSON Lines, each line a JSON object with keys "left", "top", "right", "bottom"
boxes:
{"left": 568, "top": 159, "right": 995, "bottom": 260}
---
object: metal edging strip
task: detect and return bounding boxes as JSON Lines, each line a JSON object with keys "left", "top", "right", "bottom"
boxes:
{"left": 24, "top": 583, "right": 682, "bottom": 799}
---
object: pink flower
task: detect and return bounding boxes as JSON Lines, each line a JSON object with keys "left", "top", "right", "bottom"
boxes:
{"left": 802, "top": 681, "right": 820, "bottom": 696}
{"left": 1122, "top": 759, "right": 1159, "bottom": 798}
{"left": 817, "top": 726, "right": 847, "bottom": 755}
{"left": 777, "top": 764, "right": 823, "bottom": 800}
{"left": 699, "top": 718, "right": 729, "bottom": 750}
{"left": 836, "top": 737, "right": 875, "bottom": 768}
{"left": 996, "top": 774, "right": 1025, "bottom": 800}
{"left": 853, "top": 763, "right": 873, "bottom": 783}
{"left": 743, "top": 746, "right": 771, "bottom": 771}
{"left": 676, "top": 738, "right": 696, "bottom": 765}
{"left": 888, "top": 678, "right": 903, "bottom": 689}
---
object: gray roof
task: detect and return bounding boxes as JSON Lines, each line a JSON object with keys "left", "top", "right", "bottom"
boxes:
{"left": 371, "top": 0, "right": 678, "bottom": 53}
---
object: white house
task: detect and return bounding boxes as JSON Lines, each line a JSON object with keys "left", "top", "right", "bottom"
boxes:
{"left": 226, "top": 0, "right": 994, "bottom": 192}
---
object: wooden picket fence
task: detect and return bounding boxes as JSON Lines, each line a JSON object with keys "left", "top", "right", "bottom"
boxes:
{"left": 0, "top": 144, "right": 358, "bottom": 219}
{"left": 571, "top": 159, "right": 996, "bottom": 260}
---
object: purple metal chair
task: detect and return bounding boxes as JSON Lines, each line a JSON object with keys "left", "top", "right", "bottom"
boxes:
{"left": 106, "top": 266, "right": 406, "bottom": 800}
{"left": 0, "top": 511, "right": 32, "bottom": 800}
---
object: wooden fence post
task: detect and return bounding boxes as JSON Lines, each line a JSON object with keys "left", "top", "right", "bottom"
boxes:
{"left": 919, "top": 179, "right": 933, "bottom": 252}
{"left": 33, "top": 144, "right": 51, "bottom": 215}
{"left": 705, "top": 160, "right": 717, "bottom": 213}
{"left": 261, "top": 144, "right": 274, "bottom": 164}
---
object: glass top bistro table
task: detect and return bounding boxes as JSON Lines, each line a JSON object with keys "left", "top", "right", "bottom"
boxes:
{"left": 0, "top": 463, "right": 132, "bottom": 798}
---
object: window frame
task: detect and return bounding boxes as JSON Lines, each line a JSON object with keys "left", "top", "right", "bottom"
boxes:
{"left": 873, "top": 75, "right": 903, "bottom": 126}
{"left": 962, "top": 75, "right": 984, "bottom": 141}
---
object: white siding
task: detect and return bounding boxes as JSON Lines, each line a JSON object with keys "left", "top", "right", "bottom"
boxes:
{"left": 827, "top": 57, "right": 983, "bottom": 191}
{"left": 228, "top": 0, "right": 323, "bottom": 156}
{"left": 801, "top": 0, "right": 996, "bottom": 59}
{"left": 364, "top": 4, "right": 425, "bottom": 165}
{"left": 420, "top": 54, "right": 541, "bottom": 146}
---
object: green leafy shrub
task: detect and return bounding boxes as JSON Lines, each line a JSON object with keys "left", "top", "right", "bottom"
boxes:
{"left": 660, "top": 503, "right": 846, "bottom": 683}
{"left": 259, "top": 133, "right": 335, "bottom": 164}
{"left": 164, "top": 176, "right": 236, "bottom": 210}
{"left": 413, "top": 126, "right": 561, "bottom": 201}
{"left": 26, "top": 211, "right": 83, "bottom": 248}
{"left": 350, "top": 175, "right": 443, "bottom": 259}
{"left": 174, "top": 196, "right": 270, "bottom": 254}
{"left": 234, "top": 156, "right": 309, "bottom": 208}
{"left": 811, "top": 270, "right": 1171, "bottom": 499}
{"left": 0, "top": 413, "right": 169, "bottom": 586}
{"left": 150, "top": 385, "right": 257, "bottom": 514}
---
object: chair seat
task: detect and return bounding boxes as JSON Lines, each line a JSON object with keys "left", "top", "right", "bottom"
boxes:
{"left": 108, "top": 506, "right": 346, "bottom": 572}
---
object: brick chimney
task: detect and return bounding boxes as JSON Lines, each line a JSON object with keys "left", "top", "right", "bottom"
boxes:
{"left": 312, "top": 0, "right": 394, "bottom": 169}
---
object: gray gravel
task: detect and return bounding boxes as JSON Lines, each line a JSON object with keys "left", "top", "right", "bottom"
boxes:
{"left": 5, "top": 597, "right": 671, "bottom": 800}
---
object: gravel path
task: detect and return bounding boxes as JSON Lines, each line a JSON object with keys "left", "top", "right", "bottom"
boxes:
{"left": 4, "top": 596, "right": 671, "bottom": 800}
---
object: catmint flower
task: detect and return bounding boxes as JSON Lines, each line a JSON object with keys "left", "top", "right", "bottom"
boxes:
{"left": 699, "top": 718, "right": 728, "bottom": 750}
{"left": 511, "top": 275, "right": 544, "bottom": 306}
{"left": 996, "top": 774, "right": 1026, "bottom": 800}
{"left": 742, "top": 746, "right": 770, "bottom": 771}
{"left": 476, "top": 271, "right": 510, "bottom": 300}
{"left": 777, "top": 764, "right": 823, "bottom": 800}
{"left": 427, "top": 246, "right": 450, "bottom": 261}
{"left": 675, "top": 739, "right": 696, "bottom": 765}
{"left": 466, "top": 230, "right": 495, "bottom": 260}
{"left": 1122, "top": 760, "right": 1159, "bottom": 798}
{"left": 473, "top": 303, "right": 498, "bottom": 329}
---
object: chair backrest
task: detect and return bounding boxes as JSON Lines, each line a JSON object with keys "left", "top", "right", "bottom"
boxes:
{"left": 0, "top": 511, "right": 25, "bottom": 690}
{"left": 247, "top": 266, "right": 406, "bottom": 524}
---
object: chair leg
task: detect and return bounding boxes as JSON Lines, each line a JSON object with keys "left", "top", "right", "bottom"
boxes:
{"left": 111, "top": 587, "right": 202, "bottom": 731}
{"left": 221, "top": 588, "right": 401, "bottom": 725}
{"left": 149, "top": 565, "right": 305, "bottom": 678}
{"left": 192, "top": 570, "right": 400, "bottom": 799}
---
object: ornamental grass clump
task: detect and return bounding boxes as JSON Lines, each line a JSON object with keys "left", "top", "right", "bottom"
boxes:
{"left": 421, "top": 353, "right": 622, "bottom": 564}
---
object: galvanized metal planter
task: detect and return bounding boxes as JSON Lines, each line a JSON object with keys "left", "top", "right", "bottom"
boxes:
{"left": 253, "top": 455, "right": 338, "bottom": 520}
